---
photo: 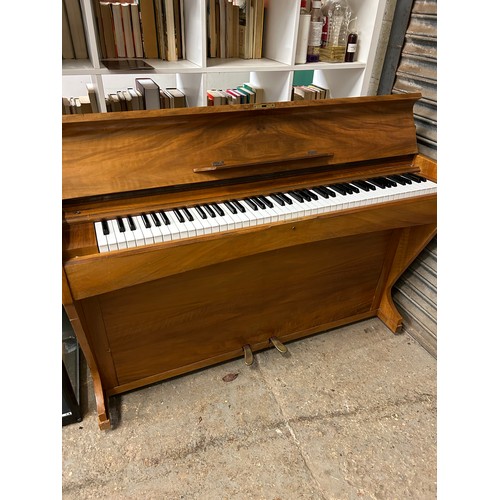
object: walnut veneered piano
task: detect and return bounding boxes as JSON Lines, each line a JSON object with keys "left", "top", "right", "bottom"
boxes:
{"left": 62, "top": 93, "right": 437, "bottom": 429}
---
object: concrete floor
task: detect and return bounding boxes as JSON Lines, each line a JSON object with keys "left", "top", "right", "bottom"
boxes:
{"left": 62, "top": 318, "right": 437, "bottom": 499}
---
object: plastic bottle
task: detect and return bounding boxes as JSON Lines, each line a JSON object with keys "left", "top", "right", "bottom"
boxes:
{"left": 306, "top": 1, "right": 323, "bottom": 63}
{"left": 319, "top": 0, "right": 352, "bottom": 62}
{"left": 296, "top": 0, "right": 311, "bottom": 63}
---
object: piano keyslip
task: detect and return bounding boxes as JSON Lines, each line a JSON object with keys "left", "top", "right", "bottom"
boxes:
{"left": 95, "top": 174, "right": 437, "bottom": 253}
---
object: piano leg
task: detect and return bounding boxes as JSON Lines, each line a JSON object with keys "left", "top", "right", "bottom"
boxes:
{"left": 376, "top": 223, "right": 437, "bottom": 333}
{"left": 63, "top": 271, "right": 111, "bottom": 429}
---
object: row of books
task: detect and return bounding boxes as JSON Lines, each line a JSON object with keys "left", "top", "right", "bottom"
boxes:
{"left": 207, "top": 82, "right": 263, "bottom": 106}
{"left": 94, "top": 0, "right": 184, "bottom": 61}
{"left": 62, "top": 79, "right": 187, "bottom": 115}
{"left": 62, "top": 0, "right": 89, "bottom": 59}
{"left": 291, "top": 84, "right": 330, "bottom": 101}
{"left": 208, "top": 0, "right": 265, "bottom": 59}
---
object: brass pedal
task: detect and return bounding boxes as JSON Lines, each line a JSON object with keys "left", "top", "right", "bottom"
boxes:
{"left": 243, "top": 344, "right": 254, "bottom": 366}
{"left": 270, "top": 337, "right": 288, "bottom": 354}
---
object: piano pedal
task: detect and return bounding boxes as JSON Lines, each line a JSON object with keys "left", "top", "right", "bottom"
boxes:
{"left": 270, "top": 336, "right": 288, "bottom": 354}
{"left": 243, "top": 344, "right": 254, "bottom": 366}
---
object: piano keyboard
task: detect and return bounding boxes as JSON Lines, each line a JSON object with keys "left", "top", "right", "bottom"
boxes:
{"left": 95, "top": 173, "right": 437, "bottom": 253}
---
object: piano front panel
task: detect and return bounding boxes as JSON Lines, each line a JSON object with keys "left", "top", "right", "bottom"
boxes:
{"left": 81, "top": 231, "right": 392, "bottom": 389}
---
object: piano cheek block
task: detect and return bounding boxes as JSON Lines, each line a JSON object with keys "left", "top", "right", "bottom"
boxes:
{"left": 63, "top": 93, "right": 436, "bottom": 429}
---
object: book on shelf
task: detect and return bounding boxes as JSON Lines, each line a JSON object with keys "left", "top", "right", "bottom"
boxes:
{"left": 208, "top": 0, "right": 217, "bottom": 58}
{"left": 154, "top": 0, "right": 166, "bottom": 60}
{"left": 206, "top": 89, "right": 227, "bottom": 106}
{"left": 62, "top": 97, "right": 72, "bottom": 115}
{"left": 130, "top": 3, "right": 144, "bottom": 58}
{"left": 237, "top": 85, "right": 255, "bottom": 103}
{"left": 116, "top": 90, "right": 131, "bottom": 110}
{"left": 70, "top": 97, "right": 82, "bottom": 113}
{"left": 139, "top": 0, "right": 159, "bottom": 58}
{"left": 108, "top": 93, "right": 122, "bottom": 112}
{"left": 78, "top": 95, "right": 94, "bottom": 114}
{"left": 159, "top": 89, "right": 172, "bottom": 108}
{"left": 63, "top": 0, "right": 88, "bottom": 59}
{"left": 92, "top": 0, "right": 107, "bottom": 58}
{"left": 135, "top": 78, "right": 161, "bottom": 109}
{"left": 121, "top": 3, "right": 136, "bottom": 58}
{"left": 111, "top": 3, "right": 127, "bottom": 57}
{"left": 127, "top": 87, "right": 144, "bottom": 110}
{"left": 98, "top": 2, "right": 117, "bottom": 58}
{"left": 242, "top": 82, "right": 263, "bottom": 103}
{"left": 86, "top": 83, "right": 99, "bottom": 113}
{"left": 218, "top": 0, "right": 226, "bottom": 59}
{"left": 165, "top": 88, "right": 186, "bottom": 107}
{"left": 62, "top": 1, "right": 75, "bottom": 59}
{"left": 164, "top": 0, "right": 177, "bottom": 61}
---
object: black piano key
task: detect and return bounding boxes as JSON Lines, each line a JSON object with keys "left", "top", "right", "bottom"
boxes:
{"left": 388, "top": 174, "right": 410, "bottom": 186}
{"left": 259, "top": 196, "right": 273, "bottom": 208}
{"left": 173, "top": 209, "right": 185, "bottom": 223}
{"left": 204, "top": 204, "right": 216, "bottom": 217}
{"left": 366, "top": 178, "right": 386, "bottom": 189}
{"left": 277, "top": 192, "right": 293, "bottom": 205}
{"left": 338, "top": 183, "right": 354, "bottom": 195}
{"left": 101, "top": 219, "right": 110, "bottom": 235}
{"left": 344, "top": 183, "right": 359, "bottom": 193}
{"left": 116, "top": 216, "right": 126, "bottom": 232}
{"left": 181, "top": 207, "right": 194, "bottom": 222}
{"left": 321, "top": 186, "right": 337, "bottom": 197}
{"left": 351, "top": 181, "right": 371, "bottom": 192}
{"left": 312, "top": 187, "right": 329, "bottom": 199}
{"left": 224, "top": 201, "right": 237, "bottom": 214}
{"left": 159, "top": 211, "right": 170, "bottom": 225}
{"left": 297, "top": 190, "right": 311, "bottom": 202}
{"left": 289, "top": 191, "right": 304, "bottom": 203}
{"left": 231, "top": 199, "right": 246, "bottom": 212}
{"left": 244, "top": 198, "right": 259, "bottom": 211}
{"left": 381, "top": 177, "right": 398, "bottom": 187}
{"left": 141, "top": 212, "right": 152, "bottom": 228}
{"left": 270, "top": 193, "right": 285, "bottom": 206}
{"left": 403, "top": 173, "right": 427, "bottom": 183}
{"left": 213, "top": 204, "right": 225, "bottom": 216}
{"left": 127, "top": 215, "right": 136, "bottom": 230}
{"left": 195, "top": 205, "right": 207, "bottom": 219}
{"left": 252, "top": 197, "right": 266, "bottom": 209}
{"left": 150, "top": 212, "right": 161, "bottom": 227}
{"left": 328, "top": 185, "right": 348, "bottom": 196}
{"left": 305, "top": 189, "right": 318, "bottom": 200}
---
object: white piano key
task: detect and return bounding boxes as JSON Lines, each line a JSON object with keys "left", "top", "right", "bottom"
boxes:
{"left": 120, "top": 217, "right": 137, "bottom": 248}
{"left": 130, "top": 216, "right": 146, "bottom": 246}
{"left": 95, "top": 222, "right": 109, "bottom": 252}
{"left": 154, "top": 212, "right": 173, "bottom": 241}
{"left": 111, "top": 219, "right": 127, "bottom": 250}
{"left": 136, "top": 215, "right": 154, "bottom": 245}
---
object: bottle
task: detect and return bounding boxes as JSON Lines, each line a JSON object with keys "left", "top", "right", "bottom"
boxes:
{"left": 296, "top": 0, "right": 311, "bottom": 63}
{"left": 306, "top": 1, "right": 323, "bottom": 63}
{"left": 319, "top": 0, "right": 351, "bottom": 62}
{"left": 344, "top": 31, "right": 358, "bottom": 62}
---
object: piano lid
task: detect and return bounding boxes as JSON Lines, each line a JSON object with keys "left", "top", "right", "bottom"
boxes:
{"left": 62, "top": 93, "right": 421, "bottom": 201}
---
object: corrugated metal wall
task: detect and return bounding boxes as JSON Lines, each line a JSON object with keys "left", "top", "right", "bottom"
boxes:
{"left": 378, "top": 0, "right": 437, "bottom": 357}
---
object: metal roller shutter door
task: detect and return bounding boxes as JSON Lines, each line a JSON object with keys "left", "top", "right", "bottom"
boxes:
{"left": 378, "top": 0, "right": 437, "bottom": 357}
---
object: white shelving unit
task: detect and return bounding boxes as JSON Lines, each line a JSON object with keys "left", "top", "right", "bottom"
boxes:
{"left": 62, "top": 0, "right": 387, "bottom": 112}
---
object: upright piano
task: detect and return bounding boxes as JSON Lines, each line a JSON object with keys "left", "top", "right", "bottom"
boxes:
{"left": 62, "top": 93, "right": 437, "bottom": 430}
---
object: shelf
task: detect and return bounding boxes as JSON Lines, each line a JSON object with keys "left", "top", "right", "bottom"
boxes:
{"left": 62, "top": 0, "right": 387, "bottom": 109}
